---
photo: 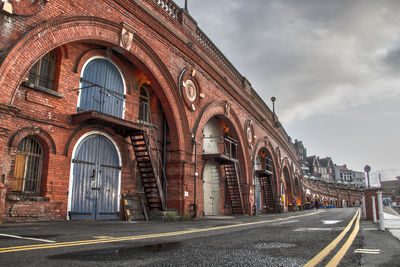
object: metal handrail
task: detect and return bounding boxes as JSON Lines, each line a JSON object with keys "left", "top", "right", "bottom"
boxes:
{"left": 203, "top": 136, "right": 238, "bottom": 160}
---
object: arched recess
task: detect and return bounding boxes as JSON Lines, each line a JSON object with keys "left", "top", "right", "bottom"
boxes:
{"left": 9, "top": 127, "right": 56, "bottom": 155}
{"left": 252, "top": 138, "right": 280, "bottom": 202}
{"left": 281, "top": 158, "right": 295, "bottom": 211}
{"left": 193, "top": 101, "right": 250, "bottom": 184}
{"left": 0, "top": 16, "right": 190, "bottom": 157}
{"left": 193, "top": 101, "right": 250, "bottom": 214}
{"left": 252, "top": 139, "right": 280, "bottom": 214}
{"left": 8, "top": 127, "right": 56, "bottom": 196}
{"left": 294, "top": 173, "right": 302, "bottom": 207}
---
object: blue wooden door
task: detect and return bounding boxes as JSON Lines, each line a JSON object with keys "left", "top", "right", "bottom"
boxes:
{"left": 71, "top": 134, "right": 120, "bottom": 220}
{"left": 78, "top": 58, "right": 125, "bottom": 118}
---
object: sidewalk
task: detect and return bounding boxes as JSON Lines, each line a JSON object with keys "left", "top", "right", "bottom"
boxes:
{"left": 384, "top": 212, "right": 400, "bottom": 240}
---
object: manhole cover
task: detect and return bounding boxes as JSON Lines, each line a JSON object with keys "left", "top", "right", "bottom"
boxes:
{"left": 254, "top": 242, "right": 297, "bottom": 249}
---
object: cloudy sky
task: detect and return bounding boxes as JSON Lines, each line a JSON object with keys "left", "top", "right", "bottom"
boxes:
{"left": 175, "top": 0, "right": 400, "bottom": 183}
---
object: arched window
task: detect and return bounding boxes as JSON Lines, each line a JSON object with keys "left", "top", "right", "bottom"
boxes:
{"left": 13, "top": 137, "right": 44, "bottom": 194}
{"left": 78, "top": 58, "right": 125, "bottom": 118}
{"left": 27, "top": 50, "right": 56, "bottom": 90}
{"left": 138, "top": 85, "right": 150, "bottom": 122}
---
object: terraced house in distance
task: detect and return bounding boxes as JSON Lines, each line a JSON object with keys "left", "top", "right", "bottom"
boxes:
{"left": 0, "top": 0, "right": 303, "bottom": 223}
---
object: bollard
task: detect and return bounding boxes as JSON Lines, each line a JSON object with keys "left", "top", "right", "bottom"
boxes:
{"left": 377, "top": 191, "right": 385, "bottom": 231}
{"left": 361, "top": 196, "right": 367, "bottom": 219}
{"left": 371, "top": 196, "right": 377, "bottom": 223}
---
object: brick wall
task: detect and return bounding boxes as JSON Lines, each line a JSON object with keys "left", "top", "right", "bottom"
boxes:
{"left": 0, "top": 0, "right": 302, "bottom": 222}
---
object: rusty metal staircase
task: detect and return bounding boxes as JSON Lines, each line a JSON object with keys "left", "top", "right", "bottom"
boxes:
{"left": 130, "top": 132, "right": 165, "bottom": 211}
{"left": 224, "top": 163, "right": 244, "bottom": 215}
{"left": 260, "top": 176, "right": 275, "bottom": 213}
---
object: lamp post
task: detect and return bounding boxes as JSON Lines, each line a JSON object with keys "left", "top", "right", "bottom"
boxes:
{"left": 364, "top": 165, "right": 371, "bottom": 189}
{"left": 271, "top": 97, "right": 276, "bottom": 121}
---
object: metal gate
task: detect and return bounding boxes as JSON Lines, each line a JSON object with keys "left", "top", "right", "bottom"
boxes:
{"left": 70, "top": 134, "right": 121, "bottom": 220}
{"left": 203, "top": 161, "right": 220, "bottom": 216}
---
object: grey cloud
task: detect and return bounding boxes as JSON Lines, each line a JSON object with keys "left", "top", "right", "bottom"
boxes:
{"left": 175, "top": 0, "right": 400, "bottom": 172}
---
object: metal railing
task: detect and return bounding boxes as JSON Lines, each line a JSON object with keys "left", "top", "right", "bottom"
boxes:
{"left": 203, "top": 136, "right": 238, "bottom": 160}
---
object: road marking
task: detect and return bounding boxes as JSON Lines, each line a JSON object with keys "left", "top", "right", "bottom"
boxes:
{"left": 354, "top": 249, "right": 380, "bottom": 254}
{"left": 322, "top": 220, "right": 342, "bottom": 225}
{"left": 326, "top": 210, "right": 361, "bottom": 267}
{"left": 0, "top": 211, "right": 323, "bottom": 254}
{"left": 304, "top": 209, "right": 359, "bottom": 267}
{"left": 271, "top": 219, "right": 299, "bottom": 225}
{"left": 294, "top": 227, "right": 344, "bottom": 232}
{"left": 0, "top": 233, "right": 55, "bottom": 243}
{"left": 363, "top": 228, "right": 379, "bottom": 231}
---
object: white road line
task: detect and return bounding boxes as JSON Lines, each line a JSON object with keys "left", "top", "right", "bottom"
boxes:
{"left": 0, "top": 233, "right": 55, "bottom": 243}
{"left": 294, "top": 227, "right": 345, "bottom": 232}
{"left": 322, "top": 220, "right": 342, "bottom": 225}
{"left": 354, "top": 248, "right": 380, "bottom": 254}
{"left": 271, "top": 220, "right": 299, "bottom": 225}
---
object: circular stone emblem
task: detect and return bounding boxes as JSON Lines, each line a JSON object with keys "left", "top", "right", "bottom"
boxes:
{"left": 183, "top": 79, "right": 197, "bottom": 102}
{"left": 247, "top": 126, "right": 253, "bottom": 144}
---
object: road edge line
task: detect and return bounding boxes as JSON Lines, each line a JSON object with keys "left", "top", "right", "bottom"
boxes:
{"left": 326, "top": 210, "right": 361, "bottom": 266}
{"left": 303, "top": 209, "right": 359, "bottom": 267}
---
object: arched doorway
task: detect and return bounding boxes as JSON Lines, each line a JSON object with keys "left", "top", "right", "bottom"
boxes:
{"left": 203, "top": 161, "right": 220, "bottom": 216}
{"left": 69, "top": 133, "right": 121, "bottom": 220}
{"left": 78, "top": 57, "right": 125, "bottom": 118}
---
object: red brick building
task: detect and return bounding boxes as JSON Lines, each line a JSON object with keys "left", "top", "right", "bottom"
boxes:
{"left": 0, "top": 0, "right": 302, "bottom": 222}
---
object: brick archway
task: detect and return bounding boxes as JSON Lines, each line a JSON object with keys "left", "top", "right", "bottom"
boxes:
{"left": 0, "top": 16, "right": 189, "bottom": 156}
{"left": 193, "top": 101, "right": 250, "bottom": 184}
{"left": 252, "top": 138, "right": 280, "bottom": 195}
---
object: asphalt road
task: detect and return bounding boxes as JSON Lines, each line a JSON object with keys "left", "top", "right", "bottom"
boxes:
{"left": 0, "top": 208, "right": 398, "bottom": 266}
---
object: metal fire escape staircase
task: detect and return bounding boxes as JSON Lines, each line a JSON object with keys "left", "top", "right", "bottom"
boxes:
{"left": 130, "top": 132, "right": 165, "bottom": 211}
{"left": 260, "top": 176, "right": 275, "bottom": 213}
{"left": 224, "top": 163, "right": 244, "bottom": 215}
{"left": 255, "top": 156, "right": 276, "bottom": 213}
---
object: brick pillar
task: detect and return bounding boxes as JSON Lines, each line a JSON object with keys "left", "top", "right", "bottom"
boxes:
{"left": 364, "top": 189, "right": 379, "bottom": 220}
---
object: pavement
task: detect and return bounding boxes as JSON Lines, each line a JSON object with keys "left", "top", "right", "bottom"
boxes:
{"left": 383, "top": 208, "right": 400, "bottom": 241}
{"left": 0, "top": 208, "right": 399, "bottom": 266}
{"left": 358, "top": 206, "right": 400, "bottom": 267}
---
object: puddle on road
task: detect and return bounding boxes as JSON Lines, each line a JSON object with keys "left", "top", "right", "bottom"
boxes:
{"left": 254, "top": 242, "right": 297, "bottom": 249}
{"left": 48, "top": 242, "right": 181, "bottom": 261}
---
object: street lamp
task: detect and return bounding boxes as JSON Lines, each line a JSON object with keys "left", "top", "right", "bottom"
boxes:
{"left": 364, "top": 165, "right": 371, "bottom": 189}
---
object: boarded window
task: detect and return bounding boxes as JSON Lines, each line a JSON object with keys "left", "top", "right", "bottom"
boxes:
{"left": 13, "top": 137, "right": 43, "bottom": 194}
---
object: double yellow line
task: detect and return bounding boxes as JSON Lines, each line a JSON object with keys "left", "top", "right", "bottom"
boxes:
{"left": 0, "top": 211, "right": 322, "bottom": 254}
{"left": 304, "top": 209, "right": 361, "bottom": 267}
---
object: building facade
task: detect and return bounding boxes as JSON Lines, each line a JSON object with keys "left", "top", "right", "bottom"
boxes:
{"left": 0, "top": 0, "right": 302, "bottom": 222}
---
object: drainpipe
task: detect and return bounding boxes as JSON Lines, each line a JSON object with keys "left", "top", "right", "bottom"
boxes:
{"left": 163, "top": 114, "right": 167, "bottom": 210}
{"left": 191, "top": 133, "right": 198, "bottom": 218}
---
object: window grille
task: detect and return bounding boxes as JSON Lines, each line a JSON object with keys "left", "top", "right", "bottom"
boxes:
{"left": 13, "top": 137, "right": 43, "bottom": 194}
{"left": 27, "top": 51, "right": 56, "bottom": 90}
